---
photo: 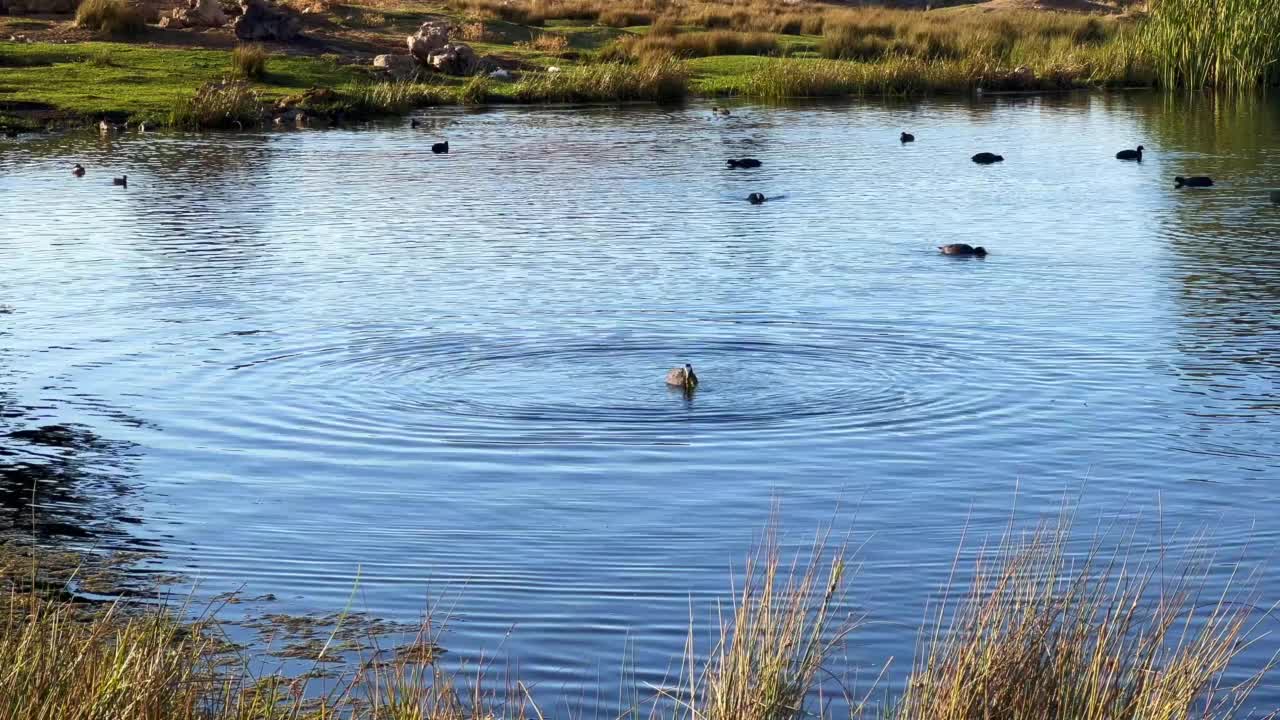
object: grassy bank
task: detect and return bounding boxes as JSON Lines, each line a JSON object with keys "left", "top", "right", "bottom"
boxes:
{"left": 1, "top": 512, "right": 1274, "bottom": 720}
{"left": 0, "top": 0, "right": 1274, "bottom": 130}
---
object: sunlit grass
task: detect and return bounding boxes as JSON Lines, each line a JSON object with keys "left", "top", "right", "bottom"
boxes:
{"left": 1140, "top": 0, "right": 1280, "bottom": 92}
{"left": 892, "top": 515, "right": 1276, "bottom": 720}
{"left": 509, "top": 56, "right": 688, "bottom": 103}
{"left": 1, "top": 506, "right": 1274, "bottom": 720}
{"left": 74, "top": 0, "right": 145, "bottom": 37}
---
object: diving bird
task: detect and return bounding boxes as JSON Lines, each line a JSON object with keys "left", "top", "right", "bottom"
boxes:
{"left": 1175, "top": 176, "right": 1213, "bottom": 188}
{"left": 112, "top": 175, "right": 127, "bottom": 188}
{"left": 747, "top": 192, "right": 767, "bottom": 204}
{"left": 432, "top": 140, "right": 449, "bottom": 154}
{"left": 1115, "top": 145, "right": 1143, "bottom": 161}
{"left": 971, "top": 152, "right": 1003, "bottom": 164}
{"left": 727, "top": 158, "right": 762, "bottom": 169}
{"left": 72, "top": 163, "right": 85, "bottom": 177}
{"left": 900, "top": 132, "right": 915, "bottom": 143}
{"left": 665, "top": 363, "right": 699, "bottom": 391}
{"left": 939, "top": 243, "right": 987, "bottom": 257}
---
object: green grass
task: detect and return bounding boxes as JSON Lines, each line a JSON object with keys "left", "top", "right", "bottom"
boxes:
{"left": 0, "top": 0, "right": 1274, "bottom": 127}
{"left": 0, "top": 42, "right": 359, "bottom": 124}
{"left": 1140, "top": 0, "right": 1280, "bottom": 92}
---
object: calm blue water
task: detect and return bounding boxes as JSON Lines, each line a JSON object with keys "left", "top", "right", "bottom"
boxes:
{"left": 2, "top": 93, "right": 1279, "bottom": 711}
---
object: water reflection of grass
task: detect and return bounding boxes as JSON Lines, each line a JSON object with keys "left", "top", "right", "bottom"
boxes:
{"left": 2, "top": 511, "right": 1273, "bottom": 720}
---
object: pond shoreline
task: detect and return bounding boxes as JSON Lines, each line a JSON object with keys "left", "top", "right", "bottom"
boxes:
{"left": 3, "top": 512, "right": 1274, "bottom": 719}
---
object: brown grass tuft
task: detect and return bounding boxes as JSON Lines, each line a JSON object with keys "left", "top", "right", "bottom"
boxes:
{"left": 74, "top": 0, "right": 145, "bottom": 36}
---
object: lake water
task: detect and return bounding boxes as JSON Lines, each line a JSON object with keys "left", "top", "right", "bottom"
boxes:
{"left": 2, "top": 93, "right": 1279, "bottom": 712}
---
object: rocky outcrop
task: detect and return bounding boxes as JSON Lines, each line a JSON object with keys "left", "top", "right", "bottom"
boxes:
{"left": 406, "top": 18, "right": 478, "bottom": 75}
{"left": 232, "top": 0, "right": 299, "bottom": 41}
{"left": 424, "top": 42, "right": 476, "bottom": 75}
{"left": 406, "top": 19, "right": 450, "bottom": 62}
{"left": 159, "top": 0, "right": 227, "bottom": 28}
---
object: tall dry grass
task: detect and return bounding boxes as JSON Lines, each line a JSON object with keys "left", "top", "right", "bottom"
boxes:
{"left": 231, "top": 43, "right": 269, "bottom": 80}
{"left": 670, "top": 523, "right": 853, "bottom": 720}
{"left": 74, "top": 0, "right": 146, "bottom": 36}
{"left": 893, "top": 515, "right": 1276, "bottom": 720}
{"left": 605, "top": 30, "right": 780, "bottom": 60}
{"left": 1140, "top": 0, "right": 1280, "bottom": 91}
{"left": 169, "top": 80, "right": 263, "bottom": 129}
{"left": 0, "top": 511, "right": 1274, "bottom": 720}
{"left": 450, "top": 0, "right": 826, "bottom": 35}
{"left": 510, "top": 56, "right": 688, "bottom": 102}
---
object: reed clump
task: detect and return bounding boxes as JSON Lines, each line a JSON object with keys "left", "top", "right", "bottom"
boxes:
{"left": 74, "top": 0, "right": 146, "bottom": 37}
{"left": 231, "top": 43, "right": 269, "bottom": 80}
{"left": 340, "top": 80, "right": 450, "bottom": 114}
{"left": 511, "top": 56, "right": 688, "bottom": 103}
{"left": 0, "top": 511, "right": 1273, "bottom": 720}
{"left": 605, "top": 30, "right": 780, "bottom": 60}
{"left": 169, "top": 80, "right": 262, "bottom": 129}
{"left": 673, "top": 523, "right": 852, "bottom": 720}
{"left": 892, "top": 518, "right": 1273, "bottom": 720}
{"left": 1139, "top": 0, "right": 1280, "bottom": 92}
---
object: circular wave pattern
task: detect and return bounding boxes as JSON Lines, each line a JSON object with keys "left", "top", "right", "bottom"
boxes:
{"left": 181, "top": 320, "right": 1033, "bottom": 447}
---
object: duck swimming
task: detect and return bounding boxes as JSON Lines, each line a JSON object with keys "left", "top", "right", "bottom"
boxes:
{"left": 900, "top": 132, "right": 915, "bottom": 143}
{"left": 1115, "top": 145, "right": 1143, "bottom": 161}
{"left": 72, "top": 163, "right": 85, "bottom": 177}
{"left": 727, "top": 158, "right": 762, "bottom": 169}
{"left": 939, "top": 243, "right": 987, "bottom": 257}
{"left": 665, "top": 363, "right": 699, "bottom": 391}
{"left": 971, "top": 152, "right": 1003, "bottom": 164}
{"left": 432, "top": 140, "right": 449, "bottom": 154}
{"left": 112, "top": 175, "right": 127, "bottom": 188}
{"left": 1175, "top": 176, "right": 1213, "bottom": 188}
{"left": 747, "top": 192, "right": 767, "bottom": 204}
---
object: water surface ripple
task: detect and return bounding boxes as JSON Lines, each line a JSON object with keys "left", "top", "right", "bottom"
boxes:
{"left": 2, "top": 94, "right": 1279, "bottom": 708}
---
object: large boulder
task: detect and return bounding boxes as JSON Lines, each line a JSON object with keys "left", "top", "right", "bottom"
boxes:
{"left": 373, "top": 53, "right": 417, "bottom": 80}
{"left": 406, "top": 19, "right": 450, "bottom": 63}
{"left": 162, "top": 0, "right": 226, "bottom": 28}
{"left": 232, "top": 0, "right": 299, "bottom": 41}
{"left": 425, "top": 42, "right": 477, "bottom": 75}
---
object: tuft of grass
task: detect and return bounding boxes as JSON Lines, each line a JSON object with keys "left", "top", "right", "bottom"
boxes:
{"left": 231, "top": 43, "right": 269, "bottom": 80}
{"left": 1139, "top": 0, "right": 1280, "bottom": 92}
{"left": 340, "top": 80, "right": 451, "bottom": 114}
{"left": 892, "top": 515, "right": 1275, "bottom": 720}
{"left": 528, "top": 32, "right": 569, "bottom": 53}
{"left": 674, "top": 521, "right": 853, "bottom": 720}
{"left": 170, "top": 79, "right": 262, "bottom": 129}
{"left": 74, "top": 0, "right": 146, "bottom": 37}
{"left": 0, "top": 508, "right": 1275, "bottom": 720}
{"left": 511, "top": 55, "right": 688, "bottom": 103}
{"left": 598, "top": 7, "right": 652, "bottom": 28}
{"left": 459, "top": 74, "right": 493, "bottom": 104}
{"left": 606, "top": 30, "right": 780, "bottom": 60}
{"left": 459, "top": 20, "right": 492, "bottom": 42}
